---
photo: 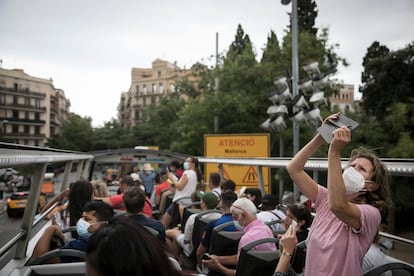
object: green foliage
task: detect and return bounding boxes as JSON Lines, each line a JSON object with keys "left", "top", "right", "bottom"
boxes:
{"left": 297, "top": 0, "right": 318, "bottom": 35}
{"left": 138, "top": 92, "right": 183, "bottom": 150}
{"left": 93, "top": 119, "right": 135, "bottom": 150}
{"left": 360, "top": 41, "right": 414, "bottom": 121}
{"left": 47, "top": 114, "right": 94, "bottom": 151}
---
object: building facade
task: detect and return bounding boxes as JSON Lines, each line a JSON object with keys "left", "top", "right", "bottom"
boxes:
{"left": 0, "top": 68, "right": 70, "bottom": 146}
{"left": 329, "top": 83, "right": 355, "bottom": 112}
{"left": 118, "top": 59, "right": 195, "bottom": 128}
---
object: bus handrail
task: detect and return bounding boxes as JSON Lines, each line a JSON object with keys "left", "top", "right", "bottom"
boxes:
{"left": 0, "top": 230, "right": 26, "bottom": 257}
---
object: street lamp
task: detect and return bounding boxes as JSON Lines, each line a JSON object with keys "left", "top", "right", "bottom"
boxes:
{"left": 281, "top": 0, "right": 300, "bottom": 201}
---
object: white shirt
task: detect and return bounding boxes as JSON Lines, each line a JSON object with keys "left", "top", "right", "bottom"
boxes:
{"left": 173, "top": 170, "right": 197, "bottom": 203}
{"left": 257, "top": 209, "right": 286, "bottom": 232}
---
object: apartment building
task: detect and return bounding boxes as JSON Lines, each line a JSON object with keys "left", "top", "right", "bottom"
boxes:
{"left": 118, "top": 59, "right": 195, "bottom": 128}
{"left": 0, "top": 67, "right": 70, "bottom": 146}
{"left": 329, "top": 83, "right": 356, "bottom": 112}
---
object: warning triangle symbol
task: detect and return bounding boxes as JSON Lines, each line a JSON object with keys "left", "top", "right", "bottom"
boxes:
{"left": 242, "top": 166, "right": 257, "bottom": 184}
{"left": 216, "top": 167, "right": 231, "bottom": 180}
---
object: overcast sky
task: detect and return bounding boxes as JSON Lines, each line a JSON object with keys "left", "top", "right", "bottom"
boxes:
{"left": 1, "top": 0, "right": 413, "bottom": 127}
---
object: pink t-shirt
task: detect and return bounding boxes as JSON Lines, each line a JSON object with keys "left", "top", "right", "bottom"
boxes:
{"left": 237, "top": 219, "right": 276, "bottom": 259}
{"left": 305, "top": 185, "right": 381, "bottom": 276}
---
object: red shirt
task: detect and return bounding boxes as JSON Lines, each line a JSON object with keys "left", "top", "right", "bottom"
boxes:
{"left": 109, "top": 193, "right": 153, "bottom": 217}
{"left": 155, "top": 180, "right": 171, "bottom": 196}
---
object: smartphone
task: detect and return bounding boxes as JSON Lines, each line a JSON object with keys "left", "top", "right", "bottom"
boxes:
{"left": 202, "top": 253, "right": 211, "bottom": 260}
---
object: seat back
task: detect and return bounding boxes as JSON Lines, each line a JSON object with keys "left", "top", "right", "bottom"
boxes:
{"left": 209, "top": 221, "right": 244, "bottom": 256}
{"left": 291, "top": 239, "right": 306, "bottom": 273}
{"left": 169, "top": 196, "right": 191, "bottom": 228}
{"left": 363, "top": 262, "right": 414, "bottom": 276}
{"left": 265, "top": 219, "right": 286, "bottom": 237}
{"left": 235, "top": 238, "right": 279, "bottom": 276}
{"left": 189, "top": 210, "right": 221, "bottom": 263}
{"left": 181, "top": 206, "right": 201, "bottom": 231}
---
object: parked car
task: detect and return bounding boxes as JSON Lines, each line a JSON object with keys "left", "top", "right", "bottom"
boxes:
{"left": 6, "top": 191, "right": 46, "bottom": 217}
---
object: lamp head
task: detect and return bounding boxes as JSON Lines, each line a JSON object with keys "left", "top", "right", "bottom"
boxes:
{"left": 281, "top": 0, "right": 291, "bottom": 5}
{"left": 309, "top": 91, "right": 327, "bottom": 107}
{"left": 289, "top": 110, "right": 307, "bottom": 124}
{"left": 304, "top": 108, "right": 322, "bottom": 125}
{"left": 292, "top": 94, "right": 309, "bottom": 110}
{"left": 303, "top": 61, "right": 321, "bottom": 80}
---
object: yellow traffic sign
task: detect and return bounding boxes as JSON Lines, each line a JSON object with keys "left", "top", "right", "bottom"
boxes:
{"left": 204, "top": 134, "right": 270, "bottom": 191}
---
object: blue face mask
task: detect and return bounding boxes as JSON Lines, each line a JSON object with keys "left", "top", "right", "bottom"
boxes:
{"left": 76, "top": 218, "right": 92, "bottom": 238}
{"left": 183, "top": 162, "right": 190, "bottom": 170}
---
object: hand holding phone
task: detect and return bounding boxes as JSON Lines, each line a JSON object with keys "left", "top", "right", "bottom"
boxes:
{"left": 202, "top": 253, "right": 211, "bottom": 260}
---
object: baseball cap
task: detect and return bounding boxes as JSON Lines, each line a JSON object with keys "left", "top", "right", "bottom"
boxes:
{"left": 197, "top": 191, "right": 218, "bottom": 209}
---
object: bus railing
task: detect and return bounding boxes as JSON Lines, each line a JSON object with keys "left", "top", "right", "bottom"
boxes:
{"left": 0, "top": 142, "right": 93, "bottom": 275}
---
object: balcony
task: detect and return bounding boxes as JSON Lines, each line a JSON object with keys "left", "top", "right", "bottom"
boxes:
{"left": 3, "top": 103, "right": 47, "bottom": 112}
{"left": 0, "top": 87, "right": 46, "bottom": 98}
{"left": 5, "top": 118, "right": 46, "bottom": 125}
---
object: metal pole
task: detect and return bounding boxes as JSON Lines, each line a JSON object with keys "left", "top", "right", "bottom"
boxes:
{"left": 214, "top": 32, "right": 219, "bottom": 133}
{"left": 291, "top": 0, "right": 300, "bottom": 202}
{"left": 279, "top": 133, "right": 284, "bottom": 201}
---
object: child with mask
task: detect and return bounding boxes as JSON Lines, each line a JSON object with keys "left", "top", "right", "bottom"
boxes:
{"left": 286, "top": 113, "right": 391, "bottom": 276}
{"left": 31, "top": 201, "right": 114, "bottom": 263}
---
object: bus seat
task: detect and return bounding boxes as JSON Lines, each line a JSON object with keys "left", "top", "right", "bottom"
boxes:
{"left": 235, "top": 238, "right": 279, "bottom": 276}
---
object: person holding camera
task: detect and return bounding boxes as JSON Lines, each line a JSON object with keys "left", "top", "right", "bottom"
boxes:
{"left": 286, "top": 113, "right": 391, "bottom": 276}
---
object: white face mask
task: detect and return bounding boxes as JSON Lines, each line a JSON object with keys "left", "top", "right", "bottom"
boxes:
{"left": 234, "top": 220, "right": 244, "bottom": 231}
{"left": 342, "top": 166, "right": 366, "bottom": 194}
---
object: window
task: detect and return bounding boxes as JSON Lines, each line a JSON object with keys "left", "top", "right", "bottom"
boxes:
{"left": 35, "top": 99, "right": 41, "bottom": 108}
{"left": 152, "top": 83, "right": 156, "bottom": 94}
{"left": 24, "top": 83, "right": 30, "bottom": 93}
{"left": 0, "top": 95, "right": 5, "bottom": 105}
{"left": 170, "top": 84, "right": 175, "bottom": 93}
{"left": 157, "top": 71, "right": 161, "bottom": 78}
{"left": 24, "top": 125, "right": 30, "bottom": 134}
{"left": 143, "top": 84, "right": 147, "bottom": 95}
{"left": 13, "top": 110, "right": 19, "bottom": 119}
{"left": 136, "top": 85, "right": 139, "bottom": 95}
{"left": 35, "top": 126, "right": 40, "bottom": 135}
{"left": 25, "top": 111, "right": 29, "bottom": 119}
{"left": 14, "top": 83, "right": 18, "bottom": 91}
{"left": 24, "top": 97, "right": 30, "bottom": 106}
{"left": 143, "top": 97, "right": 146, "bottom": 107}
{"left": 35, "top": 113, "right": 40, "bottom": 121}
{"left": 13, "top": 96, "right": 18, "bottom": 104}
{"left": 159, "top": 83, "right": 164, "bottom": 94}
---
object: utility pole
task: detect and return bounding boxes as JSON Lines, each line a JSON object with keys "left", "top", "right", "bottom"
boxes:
{"left": 214, "top": 32, "right": 219, "bottom": 133}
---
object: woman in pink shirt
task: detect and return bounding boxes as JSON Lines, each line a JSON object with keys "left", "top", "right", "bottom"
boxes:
{"left": 286, "top": 113, "right": 391, "bottom": 276}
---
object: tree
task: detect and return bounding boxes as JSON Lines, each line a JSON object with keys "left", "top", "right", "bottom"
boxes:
{"left": 47, "top": 114, "right": 94, "bottom": 151}
{"left": 360, "top": 41, "right": 414, "bottom": 122}
{"left": 285, "top": 0, "right": 318, "bottom": 35}
{"left": 297, "top": 0, "right": 318, "bottom": 35}
{"left": 137, "top": 92, "right": 183, "bottom": 151}
{"left": 225, "top": 24, "right": 256, "bottom": 65}
{"left": 93, "top": 119, "right": 134, "bottom": 150}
